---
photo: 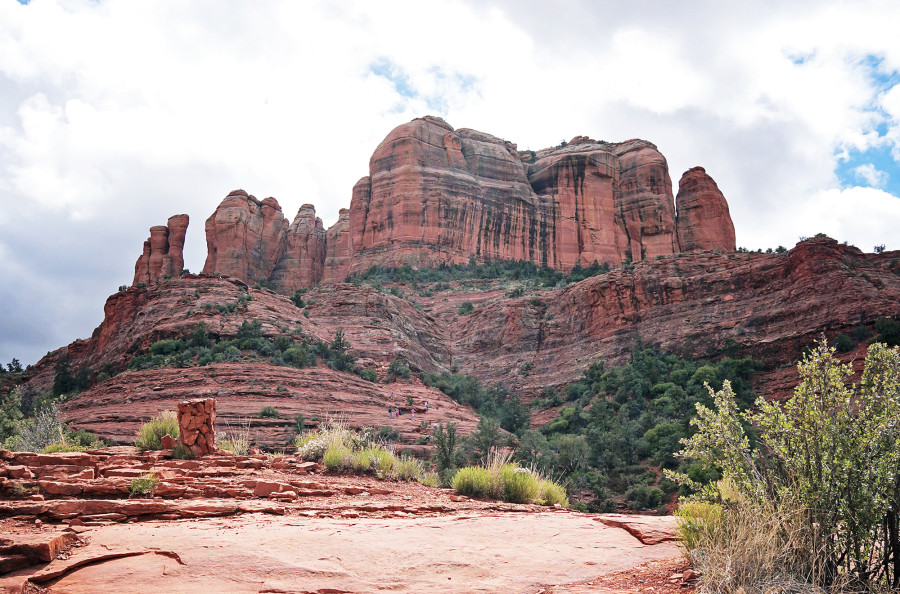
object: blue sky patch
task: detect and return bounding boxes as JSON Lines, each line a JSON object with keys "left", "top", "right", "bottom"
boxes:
{"left": 369, "top": 59, "right": 416, "bottom": 99}
{"left": 835, "top": 143, "right": 899, "bottom": 196}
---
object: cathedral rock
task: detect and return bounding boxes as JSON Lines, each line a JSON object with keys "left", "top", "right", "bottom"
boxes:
{"left": 147, "top": 116, "right": 735, "bottom": 292}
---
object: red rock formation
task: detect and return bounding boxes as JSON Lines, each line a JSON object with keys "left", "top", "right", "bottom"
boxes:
{"left": 270, "top": 204, "right": 327, "bottom": 294}
{"left": 676, "top": 166, "right": 736, "bottom": 252}
{"left": 132, "top": 214, "right": 189, "bottom": 286}
{"left": 322, "top": 208, "right": 352, "bottom": 284}
{"left": 190, "top": 118, "right": 732, "bottom": 292}
{"left": 201, "top": 190, "right": 289, "bottom": 284}
{"left": 345, "top": 118, "right": 688, "bottom": 276}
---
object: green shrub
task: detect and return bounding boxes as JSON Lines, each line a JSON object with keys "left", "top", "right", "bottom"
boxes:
{"left": 323, "top": 443, "right": 351, "bottom": 470}
{"left": 457, "top": 301, "right": 474, "bottom": 315}
{"left": 452, "top": 466, "right": 493, "bottom": 498}
{"left": 395, "top": 456, "right": 424, "bottom": 481}
{"left": 171, "top": 443, "right": 194, "bottom": 459}
{"left": 537, "top": 479, "right": 569, "bottom": 506}
{"left": 452, "top": 458, "right": 568, "bottom": 507}
{"left": 149, "top": 339, "right": 185, "bottom": 356}
{"left": 498, "top": 464, "right": 539, "bottom": 504}
{"left": 359, "top": 369, "right": 378, "bottom": 382}
{"left": 833, "top": 332, "right": 855, "bottom": 353}
{"left": 135, "top": 410, "right": 178, "bottom": 451}
{"left": 670, "top": 341, "right": 900, "bottom": 590}
{"left": 387, "top": 358, "right": 411, "bottom": 379}
{"left": 259, "top": 406, "right": 280, "bottom": 418}
{"left": 129, "top": 472, "right": 158, "bottom": 497}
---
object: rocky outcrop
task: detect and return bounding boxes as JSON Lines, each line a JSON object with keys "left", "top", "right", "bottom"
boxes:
{"left": 269, "top": 204, "right": 327, "bottom": 294}
{"left": 132, "top": 215, "right": 188, "bottom": 286}
{"left": 201, "top": 190, "right": 289, "bottom": 284}
{"left": 322, "top": 208, "right": 352, "bottom": 284}
{"left": 676, "top": 166, "right": 736, "bottom": 252}
{"left": 190, "top": 117, "right": 734, "bottom": 292}
{"left": 347, "top": 118, "right": 686, "bottom": 274}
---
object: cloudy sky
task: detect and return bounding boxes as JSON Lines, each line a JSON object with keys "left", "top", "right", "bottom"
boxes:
{"left": 2, "top": 0, "right": 899, "bottom": 366}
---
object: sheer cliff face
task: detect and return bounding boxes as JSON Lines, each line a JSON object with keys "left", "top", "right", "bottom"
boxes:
{"left": 192, "top": 116, "right": 735, "bottom": 292}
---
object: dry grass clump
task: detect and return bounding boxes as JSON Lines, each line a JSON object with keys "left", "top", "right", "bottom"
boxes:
{"left": 675, "top": 481, "right": 845, "bottom": 593}
{"left": 451, "top": 453, "right": 568, "bottom": 507}
{"left": 216, "top": 418, "right": 251, "bottom": 455}
{"left": 296, "top": 421, "right": 433, "bottom": 484}
{"left": 135, "top": 410, "right": 178, "bottom": 451}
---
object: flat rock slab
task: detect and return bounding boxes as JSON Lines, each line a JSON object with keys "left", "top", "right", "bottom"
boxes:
{"left": 10, "top": 511, "right": 680, "bottom": 593}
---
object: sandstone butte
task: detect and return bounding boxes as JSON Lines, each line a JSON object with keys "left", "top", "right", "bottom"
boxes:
{"left": 196, "top": 116, "right": 736, "bottom": 292}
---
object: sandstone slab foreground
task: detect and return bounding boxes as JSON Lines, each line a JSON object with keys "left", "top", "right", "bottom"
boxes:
{"left": 20, "top": 512, "right": 681, "bottom": 593}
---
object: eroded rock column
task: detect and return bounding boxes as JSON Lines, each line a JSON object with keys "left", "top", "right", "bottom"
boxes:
{"left": 177, "top": 398, "right": 217, "bottom": 457}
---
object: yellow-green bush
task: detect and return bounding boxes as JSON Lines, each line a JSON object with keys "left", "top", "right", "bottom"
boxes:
{"left": 452, "top": 466, "right": 493, "bottom": 498}
{"left": 452, "top": 461, "right": 568, "bottom": 507}
{"left": 135, "top": 410, "right": 178, "bottom": 451}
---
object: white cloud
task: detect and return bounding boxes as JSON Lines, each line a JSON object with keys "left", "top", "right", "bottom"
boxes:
{"left": 1, "top": 0, "right": 900, "bottom": 364}
{"left": 853, "top": 163, "right": 889, "bottom": 188}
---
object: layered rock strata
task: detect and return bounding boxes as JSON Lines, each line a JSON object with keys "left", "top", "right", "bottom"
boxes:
{"left": 132, "top": 214, "right": 188, "bottom": 286}
{"left": 191, "top": 117, "right": 735, "bottom": 292}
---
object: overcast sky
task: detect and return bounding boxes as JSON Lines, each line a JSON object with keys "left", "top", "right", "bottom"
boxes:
{"left": 2, "top": 0, "right": 899, "bottom": 366}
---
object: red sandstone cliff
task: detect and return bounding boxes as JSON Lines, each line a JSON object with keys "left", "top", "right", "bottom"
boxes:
{"left": 187, "top": 117, "right": 735, "bottom": 292}
{"left": 26, "top": 235, "right": 900, "bottom": 446}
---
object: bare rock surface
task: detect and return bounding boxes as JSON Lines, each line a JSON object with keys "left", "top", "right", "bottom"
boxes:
{"left": 132, "top": 214, "right": 189, "bottom": 286}
{"left": 675, "top": 166, "right": 735, "bottom": 252}
{"left": 0, "top": 449, "right": 682, "bottom": 593}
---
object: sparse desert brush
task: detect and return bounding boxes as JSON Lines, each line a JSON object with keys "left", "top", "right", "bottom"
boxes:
{"left": 129, "top": 472, "right": 158, "bottom": 498}
{"left": 451, "top": 466, "right": 493, "bottom": 498}
{"left": 452, "top": 455, "right": 568, "bottom": 507}
{"left": 394, "top": 456, "right": 424, "bottom": 481}
{"left": 537, "top": 479, "right": 568, "bottom": 507}
{"left": 216, "top": 418, "right": 251, "bottom": 455}
{"left": 135, "top": 410, "right": 178, "bottom": 451}
{"left": 323, "top": 443, "right": 351, "bottom": 470}
{"left": 668, "top": 341, "right": 900, "bottom": 591}
{"left": 295, "top": 422, "right": 431, "bottom": 484}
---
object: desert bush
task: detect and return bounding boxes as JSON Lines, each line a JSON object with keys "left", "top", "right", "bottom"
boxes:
{"left": 129, "top": 472, "right": 159, "bottom": 498}
{"left": 395, "top": 456, "right": 424, "bottom": 481}
{"left": 387, "top": 358, "right": 411, "bottom": 379}
{"left": 323, "top": 443, "right": 351, "bottom": 470}
{"left": 451, "top": 455, "right": 567, "bottom": 507}
{"left": 259, "top": 406, "right": 280, "bottom": 418}
{"left": 670, "top": 341, "right": 900, "bottom": 591}
{"left": 15, "top": 400, "right": 65, "bottom": 452}
{"left": 135, "top": 410, "right": 178, "bottom": 451}
{"left": 295, "top": 422, "right": 429, "bottom": 482}
{"left": 451, "top": 466, "right": 493, "bottom": 498}
{"left": 359, "top": 369, "right": 377, "bottom": 382}
{"left": 457, "top": 301, "right": 474, "bottom": 315}
{"left": 537, "top": 479, "right": 568, "bottom": 506}
{"left": 171, "top": 443, "right": 194, "bottom": 459}
{"left": 216, "top": 418, "right": 251, "bottom": 455}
